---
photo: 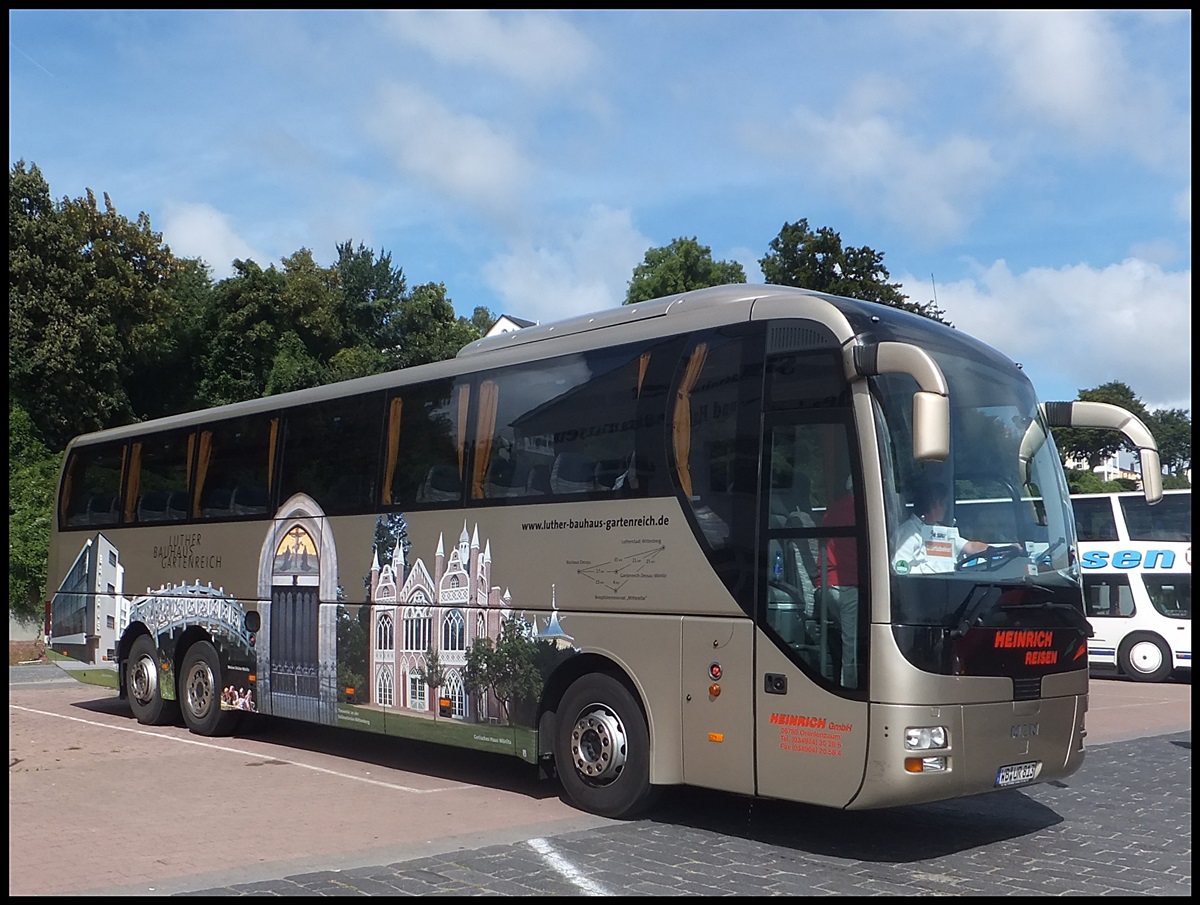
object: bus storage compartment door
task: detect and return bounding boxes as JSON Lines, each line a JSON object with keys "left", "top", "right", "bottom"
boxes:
{"left": 681, "top": 616, "right": 755, "bottom": 796}
{"left": 754, "top": 628, "right": 868, "bottom": 809}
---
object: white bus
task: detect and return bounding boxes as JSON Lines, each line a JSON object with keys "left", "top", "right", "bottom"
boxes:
{"left": 1072, "top": 489, "right": 1191, "bottom": 683}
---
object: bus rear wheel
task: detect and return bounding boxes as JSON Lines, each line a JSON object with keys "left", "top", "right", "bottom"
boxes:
{"left": 1119, "top": 632, "right": 1172, "bottom": 683}
{"left": 179, "top": 640, "right": 239, "bottom": 736}
{"left": 126, "top": 634, "right": 179, "bottom": 726}
{"left": 554, "top": 673, "right": 658, "bottom": 819}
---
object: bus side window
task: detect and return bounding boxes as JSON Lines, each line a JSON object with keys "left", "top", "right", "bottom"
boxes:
{"left": 383, "top": 379, "right": 465, "bottom": 510}
{"left": 60, "top": 444, "right": 125, "bottom": 528}
{"left": 132, "top": 428, "right": 193, "bottom": 523}
{"left": 472, "top": 343, "right": 654, "bottom": 504}
{"left": 1073, "top": 497, "right": 1119, "bottom": 541}
{"left": 195, "top": 415, "right": 276, "bottom": 521}
{"left": 1084, "top": 575, "right": 1134, "bottom": 618}
{"left": 278, "top": 393, "right": 383, "bottom": 516}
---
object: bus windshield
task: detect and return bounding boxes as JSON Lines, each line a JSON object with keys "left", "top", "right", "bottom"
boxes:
{"left": 873, "top": 348, "right": 1079, "bottom": 630}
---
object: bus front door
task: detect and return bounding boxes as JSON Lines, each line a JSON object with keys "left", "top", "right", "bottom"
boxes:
{"left": 754, "top": 635, "right": 869, "bottom": 807}
{"left": 755, "top": 415, "right": 869, "bottom": 808}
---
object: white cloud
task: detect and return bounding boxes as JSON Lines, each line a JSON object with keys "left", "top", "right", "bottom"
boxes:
{"left": 160, "top": 201, "right": 265, "bottom": 280}
{"left": 367, "top": 82, "right": 531, "bottom": 220}
{"left": 746, "top": 81, "right": 1002, "bottom": 243}
{"left": 903, "top": 258, "right": 1192, "bottom": 413}
{"left": 382, "top": 10, "right": 595, "bottom": 89}
{"left": 932, "top": 10, "right": 1191, "bottom": 171}
{"left": 482, "top": 206, "right": 652, "bottom": 323}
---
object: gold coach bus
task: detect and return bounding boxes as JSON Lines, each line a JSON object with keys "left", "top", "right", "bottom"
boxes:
{"left": 46, "top": 283, "right": 1163, "bottom": 819}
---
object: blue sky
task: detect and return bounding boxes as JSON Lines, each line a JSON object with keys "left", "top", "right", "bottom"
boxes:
{"left": 9, "top": 10, "right": 1191, "bottom": 412}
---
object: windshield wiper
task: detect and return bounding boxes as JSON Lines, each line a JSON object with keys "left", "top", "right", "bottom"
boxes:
{"left": 949, "top": 586, "right": 1002, "bottom": 639}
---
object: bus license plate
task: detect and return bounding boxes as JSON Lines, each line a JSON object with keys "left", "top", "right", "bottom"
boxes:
{"left": 995, "top": 761, "right": 1040, "bottom": 787}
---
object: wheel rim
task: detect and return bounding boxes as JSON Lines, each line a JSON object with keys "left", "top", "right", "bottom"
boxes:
{"left": 185, "top": 658, "right": 216, "bottom": 720}
{"left": 1128, "top": 640, "right": 1165, "bottom": 675}
{"left": 129, "top": 652, "right": 159, "bottom": 706}
{"left": 569, "top": 704, "right": 628, "bottom": 786}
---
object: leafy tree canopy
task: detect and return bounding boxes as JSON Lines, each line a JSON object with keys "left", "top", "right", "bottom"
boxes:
{"left": 9, "top": 160, "right": 185, "bottom": 449}
{"left": 391, "top": 282, "right": 484, "bottom": 369}
{"left": 9, "top": 401, "right": 58, "bottom": 621}
{"left": 624, "top": 236, "right": 746, "bottom": 304}
{"left": 760, "top": 219, "right": 949, "bottom": 323}
{"left": 1052, "top": 381, "right": 1150, "bottom": 470}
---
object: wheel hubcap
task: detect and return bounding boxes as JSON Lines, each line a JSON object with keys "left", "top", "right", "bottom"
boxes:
{"left": 130, "top": 654, "right": 158, "bottom": 705}
{"left": 570, "top": 705, "right": 628, "bottom": 785}
{"left": 1129, "top": 641, "right": 1164, "bottom": 675}
{"left": 185, "top": 659, "right": 216, "bottom": 720}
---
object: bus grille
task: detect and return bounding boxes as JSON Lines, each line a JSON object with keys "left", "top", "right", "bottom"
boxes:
{"left": 1012, "top": 677, "right": 1042, "bottom": 701}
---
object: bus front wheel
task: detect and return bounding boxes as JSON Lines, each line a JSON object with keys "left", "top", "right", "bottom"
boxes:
{"left": 126, "top": 634, "right": 179, "bottom": 726}
{"left": 179, "top": 640, "right": 239, "bottom": 736}
{"left": 554, "top": 673, "right": 659, "bottom": 819}
{"left": 1119, "top": 632, "right": 1172, "bottom": 683}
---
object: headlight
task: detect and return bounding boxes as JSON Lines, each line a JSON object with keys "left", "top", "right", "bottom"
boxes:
{"left": 904, "top": 726, "right": 948, "bottom": 750}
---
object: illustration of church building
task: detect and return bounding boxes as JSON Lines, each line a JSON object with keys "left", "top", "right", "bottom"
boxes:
{"left": 367, "top": 521, "right": 514, "bottom": 723}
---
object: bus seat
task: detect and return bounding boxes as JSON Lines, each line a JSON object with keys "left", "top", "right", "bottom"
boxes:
{"left": 484, "top": 458, "right": 523, "bottom": 498}
{"left": 550, "top": 452, "right": 595, "bottom": 495}
{"left": 201, "top": 486, "right": 234, "bottom": 517}
{"left": 166, "top": 491, "right": 189, "bottom": 520}
{"left": 524, "top": 463, "right": 552, "bottom": 495}
{"left": 232, "top": 486, "right": 269, "bottom": 515}
{"left": 418, "top": 464, "right": 462, "bottom": 502}
{"left": 87, "top": 493, "right": 119, "bottom": 524}
{"left": 137, "top": 490, "right": 170, "bottom": 522}
{"left": 593, "top": 458, "right": 626, "bottom": 491}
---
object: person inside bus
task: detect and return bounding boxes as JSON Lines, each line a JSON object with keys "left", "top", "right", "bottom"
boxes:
{"left": 890, "top": 481, "right": 988, "bottom": 574}
{"left": 821, "top": 483, "right": 860, "bottom": 688}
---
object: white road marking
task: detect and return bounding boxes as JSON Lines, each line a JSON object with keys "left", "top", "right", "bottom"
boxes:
{"left": 528, "top": 836, "right": 611, "bottom": 896}
{"left": 9, "top": 704, "right": 467, "bottom": 794}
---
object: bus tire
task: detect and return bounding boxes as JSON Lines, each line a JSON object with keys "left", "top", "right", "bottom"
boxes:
{"left": 179, "top": 640, "right": 239, "bottom": 736}
{"left": 126, "top": 634, "right": 179, "bottom": 726}
{"left": 554, "top": 673, "right": 659, "bottom": 819}
{"left": 1118, "top": 632, "right": 1172, "bottom": 683}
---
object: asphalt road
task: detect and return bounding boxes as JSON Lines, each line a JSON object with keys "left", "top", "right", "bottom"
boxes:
{"left": 8, "top": 664, "right": 1190, "bottom": 897}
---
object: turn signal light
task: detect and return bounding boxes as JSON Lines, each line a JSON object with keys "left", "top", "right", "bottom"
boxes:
{"left": 904, "top": 756, "right": 949, "bottom": 773}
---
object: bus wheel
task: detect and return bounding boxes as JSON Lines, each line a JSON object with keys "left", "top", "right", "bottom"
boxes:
{"left": 1119, "top": 632, "right": 1172, "bottom": 683}
{"left": 554, "top": 673, "right": 658, "bottom": 819}
{"left": 126, "top": 634, "right": 179, "bottom": 726}
{"left": 179, "top": 641, "right": 239, "bottom": 736}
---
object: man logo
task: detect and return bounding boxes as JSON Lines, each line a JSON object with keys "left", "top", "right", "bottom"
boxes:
{"left": 1011, "top": 722, "right": 1040, "bottom": 738}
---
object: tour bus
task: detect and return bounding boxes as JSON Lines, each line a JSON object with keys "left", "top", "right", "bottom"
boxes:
{"left": 45, "top": 283, "right": 1163, "bottom": 820}
{"left": 1072, "top": 490, "right": 1190, "bottom": 683}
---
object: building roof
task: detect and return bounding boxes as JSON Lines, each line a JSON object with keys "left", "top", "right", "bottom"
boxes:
{"left": 485, "top": 314, "right": 538, "bottom": 337}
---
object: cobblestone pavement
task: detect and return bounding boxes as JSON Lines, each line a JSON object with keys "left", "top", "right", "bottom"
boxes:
{"left": 178, "top": 730, "right": 1190, "bottom": 897}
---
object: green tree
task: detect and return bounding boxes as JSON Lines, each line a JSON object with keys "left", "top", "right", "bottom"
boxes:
{"left": 1051, "top": 382, "right": 1151, "bottom": 472}
{"left": 759, "top": 219, "right": 948, "bottom": 322}
{"left": 8, "top": 401, "right": 59, "bottom": 622}
{"left": 333, "top": 240, "right": 407, "bottom": 350}
{"left": 9, "top": 161, "right": 184, "bottom": 450}
{"left": 1064, "top": 468, "right": 1126, "bottom": 495}
{"left": 392, "top": 282, "right": 483, "bottom": 369}
{"left": 1145, "top": 408, "right": 1192, "bottom": 477}
{"left": 463, "top": 617, "right": 543, "bottom": 723}
{"left": 413, "top": 644, "right": 449, "bottom": 720}
{"left": 336, "top": 604, "right": 370, "bottom": 704}
{"left": 129, "top": 257, "right": 217, "bottom": 422}
{"left": 625, "top": 236, "right": 746, "bottom": 305}
{"left": 196, "top": 259, "right": 288, "bottom": 406}
{"left": 469, "top": 306, "right": 497, "bottom": 335}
